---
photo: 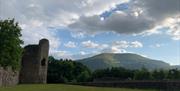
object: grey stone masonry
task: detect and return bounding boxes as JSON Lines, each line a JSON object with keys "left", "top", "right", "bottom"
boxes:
{"left": 0, "top": 67, "right": 19, "bottom": 87}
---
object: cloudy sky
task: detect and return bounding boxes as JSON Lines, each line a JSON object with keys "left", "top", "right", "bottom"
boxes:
{"left": 0, "top": 0, "right": 179, "bottom": 65}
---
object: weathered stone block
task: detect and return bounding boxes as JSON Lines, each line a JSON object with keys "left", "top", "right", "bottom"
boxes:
{"left": 0, "top": 67, "right": 19, "bottom": 87}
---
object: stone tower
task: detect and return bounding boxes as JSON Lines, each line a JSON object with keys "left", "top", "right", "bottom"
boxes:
{"left": 19, "top": 39, "right": 49, "bottom": 84}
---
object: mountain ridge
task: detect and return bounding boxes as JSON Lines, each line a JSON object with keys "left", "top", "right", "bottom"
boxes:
{"left": 77, "top": 53, "right": 171, "bottom": 71}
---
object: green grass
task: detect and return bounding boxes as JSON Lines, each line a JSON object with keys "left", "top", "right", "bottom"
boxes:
{"left": 0, "top": 84, "right": 157, "bottom": 91}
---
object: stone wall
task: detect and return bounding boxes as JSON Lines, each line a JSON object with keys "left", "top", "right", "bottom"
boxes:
{"left": 0, "top": 67, "right": 19, "bottom": 87}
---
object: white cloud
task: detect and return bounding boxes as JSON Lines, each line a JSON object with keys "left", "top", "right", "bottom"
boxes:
{"left": 71, "top": 51, "right": 99, "bottom": 60}
{"left": 70, "top": 32, "right": 85, "bottom": 39}
{"left": 64, "top": 41, "right": 76, "bottom": 48}
{"left": 101, "top": 44, "right": 109, "bottom": 49}
{"left": 163, "top": 16, "right": 180, "bottom": 40}
{"left": 50, "top": 50, "right": 99, "bottom": 60}
{"left": 82, "top": 40, "right": 99, "bottom": 48}
{"left": 81, "top": 40, "right": 142, "bottom": 54}
{"left": 112, "top": 41, "right": 129, "bottom": 48}
{"left": 112, "top": 40, "right": 143, "bottom": 48}
{"left": 101, "top": 40, "right": 143, "bottom": 54}
{"left": 139, "top": 26, "right": 163, "bottom": 36}
{"left": 19, "top": 20, "right": 60, "bottom": 50}
{"left": 81, "top": 40, "right": 108, "bottom": 49}
{"left": 167, "top": 29, "right": 180, "bottom": 40}
{"left": 102, "top": 47, "right": 127, "bottom": 53}
{"left": 150, "top": 44, "right": 165, "bottom": 48}
{"left": 81, "top": 40, "right": 142, "bottom": 52}
{"left": 80, "top": 51, "right": 86, "bottom": 55}
{"left": 130, "top": 41, "right": 143, "bottom": 48}
{"left": 50, "top": 50, "right": 72, "bottom": 59}
{"left": 139, "top": 15, "right": 180, "bottom": 38}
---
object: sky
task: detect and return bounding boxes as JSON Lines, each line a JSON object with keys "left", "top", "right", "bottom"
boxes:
{"left": 0, "top": 0, "right": 180, "bottom": 65}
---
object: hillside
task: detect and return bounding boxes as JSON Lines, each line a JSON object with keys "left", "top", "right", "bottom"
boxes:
{"left": 171, "top": 65, "right": 180, "bottom": 70}
{"left": 77, "top": 53, "right": 171, "bottom": 71}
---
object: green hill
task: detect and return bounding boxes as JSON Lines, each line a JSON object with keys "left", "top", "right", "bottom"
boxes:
{"left": 77, "top": 53, "right": 171, "bottom": 71}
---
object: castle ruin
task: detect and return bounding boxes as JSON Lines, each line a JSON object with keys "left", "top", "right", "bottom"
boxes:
{"left": 19, "top": 39, "right": 49, "bottom": 84}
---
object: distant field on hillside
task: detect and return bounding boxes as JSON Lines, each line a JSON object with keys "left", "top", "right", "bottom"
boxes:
{"left": 0, "top": 84, "right": 157, "bottom": 91}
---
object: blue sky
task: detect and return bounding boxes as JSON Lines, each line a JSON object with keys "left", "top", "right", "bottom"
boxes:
{"left": 0, "top": 0, "right": 179, "bottom": 65}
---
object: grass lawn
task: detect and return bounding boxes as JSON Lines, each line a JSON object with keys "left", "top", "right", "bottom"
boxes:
{"left": 0, "top": 84, "right": 157, "bottom": 91}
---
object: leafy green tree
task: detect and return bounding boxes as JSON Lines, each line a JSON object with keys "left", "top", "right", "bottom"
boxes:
{"left": 110, "top": 67, "right": 134, "bottom": 80}
{"left": 77, "top": 71, "right": 91, "bottom": 82}
{"left": 92, "top": 67, "right": 134, "bottom": 81}
{"left": 73, "top": 62, "right": 91, "bottom": 82}
{"left": 134, "top": 67, "right": 152, "bottom": 80}
{"left": 167, "top": 69, "right": 180, "bottom": 80}
{"left": 152, "top": 69, "right": 166, "bottom": 80}
{"left": 47, "top": 56, "right": 91, "bottom": 83}
{"left": 0, "top": 19, "right": 23, "bottom": 70}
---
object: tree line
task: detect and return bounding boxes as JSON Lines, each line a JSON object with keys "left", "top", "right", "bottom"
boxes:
{"left": 92, "top": 67, "right": 180, "bottom": 81}
{"left": 47, "top": 56, "right": 180, "bottom": 83}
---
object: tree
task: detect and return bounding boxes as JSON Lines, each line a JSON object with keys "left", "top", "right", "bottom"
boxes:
{"left": 47, "top": 56, "right": 91, "bottom": 83}
{"left": 77, "top": 71, "right": 91, "bottom": 82}
{"left": 0, "top": 19, "right": 23, "bottom": 70}
{"left": 152, "top": 69, "right": 166, "bottom": 80}
{"left": 167, "top": 69, "right": 180, "bottom": 80}
{"left": 92, "top": 67, "right": 134, "bottom": 81}
{"left": 134, "top": 67, "right": 152, "bottom": 80}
